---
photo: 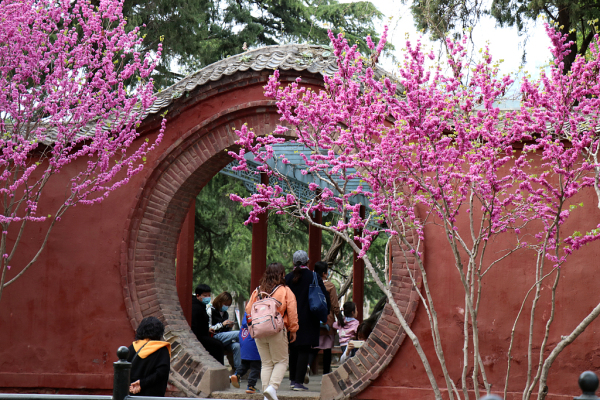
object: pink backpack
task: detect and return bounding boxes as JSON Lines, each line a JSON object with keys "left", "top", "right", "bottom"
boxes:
{"left": 248, "top": 285, "right": 284, "bottom": 339}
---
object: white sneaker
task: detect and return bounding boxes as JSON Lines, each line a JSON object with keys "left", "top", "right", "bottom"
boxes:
{"left": 264, "top": 385, "right": 278, "bottom": 400}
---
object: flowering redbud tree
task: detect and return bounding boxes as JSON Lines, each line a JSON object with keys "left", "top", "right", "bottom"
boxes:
{"left": 0, "top": 0, "right": 165, "bottom": 303}
{"left": 230, "top": 23, "right": 600, "bottom": 400}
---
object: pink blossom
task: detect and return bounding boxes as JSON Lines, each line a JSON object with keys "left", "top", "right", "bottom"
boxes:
{"left": 0, "top": 0, "right": 164, "bottom": 278}
{"left": 231, "top": 23, "right": 600, "bottom": 271}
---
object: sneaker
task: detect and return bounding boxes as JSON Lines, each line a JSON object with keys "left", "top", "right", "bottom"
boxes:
{"left": 293, "top": 383, "right": 309, "bottom": 391}
{"left": 289, "top": 380, "right": 296, "bottom": 389}
{"left": 230, "top": 374, "right": 240, "bottom": 388}
{"left": 304, "top": 368, "right": 310, "bottom": 384}
{"left": 246, "top": 385, "right": 259, "bottom": 394}
{"left": 264, "top": 385, "right": 278, "bottom": 400}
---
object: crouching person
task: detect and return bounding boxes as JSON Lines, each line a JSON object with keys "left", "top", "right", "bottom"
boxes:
{"left": 128, "top": 316, "right": 171, "bottom": 396}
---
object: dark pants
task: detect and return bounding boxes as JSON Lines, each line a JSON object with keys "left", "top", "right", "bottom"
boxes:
{"left": 235, "top": 359, "right": 261, "bottom": 387}
{"left": 289, "top": 344, "right": 311, "bottom": 384}
{"left": 199, "top": 335, "right": 225, "bottom": 365}
{"left": 308, "top": 348, "right": 332, "bottom": 375}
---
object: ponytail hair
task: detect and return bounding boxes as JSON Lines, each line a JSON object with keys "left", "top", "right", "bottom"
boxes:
{"left": 336, "top": 312, "right": 345, "bottom": 328}
{"left": 291, "top": 265, "right": 303, "bottom": 285}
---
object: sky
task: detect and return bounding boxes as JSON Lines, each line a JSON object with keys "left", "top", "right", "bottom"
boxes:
{"left": 356, "top": 0, "right": 554, "bottom": 81}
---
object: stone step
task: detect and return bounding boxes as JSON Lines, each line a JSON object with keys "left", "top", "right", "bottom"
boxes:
{"left": 210, "top": 376, "right": 323, "bottom": 400}
{"left": 209, "top": 388, "right": 320, "bottom": 400}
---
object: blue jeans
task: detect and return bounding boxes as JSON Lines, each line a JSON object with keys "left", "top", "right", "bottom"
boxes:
{"left": 214, "top": 330, "right": 241, "bottom": 371}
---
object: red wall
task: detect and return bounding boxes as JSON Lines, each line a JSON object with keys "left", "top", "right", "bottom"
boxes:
{"left": 0, "top": 81, "right": 271, "bottom": 392}
{"left": 2, "top": 72, "right": 600, "bottom": 400}
{"left": 359, "top": 180, "right": 600, "bottom": 399}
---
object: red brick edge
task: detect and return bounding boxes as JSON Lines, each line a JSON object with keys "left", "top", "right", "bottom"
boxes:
{"left": 321, "top": 238, "right": 422, "bottom": 400}
{"left": 119, "top": 75, "right": 422, "bottom": 399}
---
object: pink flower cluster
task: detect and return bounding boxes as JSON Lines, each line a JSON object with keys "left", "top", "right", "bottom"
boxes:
{"left": 0, "top": 0, "right": 165, "bottom": 227}
{"left": 231, "top": 24, "right": 600, "bottom": 265}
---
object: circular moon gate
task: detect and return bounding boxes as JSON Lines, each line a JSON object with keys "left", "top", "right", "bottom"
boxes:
{"left": 119, "top": 51, "right": 423, "bottom": 399}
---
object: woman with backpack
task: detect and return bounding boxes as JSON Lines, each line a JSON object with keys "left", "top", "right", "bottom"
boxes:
{"left": 245, "top": 262, "right": 298, "bottom": 400}
{"left": 285, "top": 250, "right": 330, "bottom": 392}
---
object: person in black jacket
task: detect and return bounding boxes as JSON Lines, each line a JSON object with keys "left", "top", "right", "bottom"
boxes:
{"left": 207, "top": 292, "right": 241, "bottom": 373}
{"left": 191, "top": 284, "right": 225, "bottom": 364}
{"left": 128, "top": 316, "right": 171, "bottom": 397}
{"left": 285, "top": 250, "right": 330, "bottom": 392}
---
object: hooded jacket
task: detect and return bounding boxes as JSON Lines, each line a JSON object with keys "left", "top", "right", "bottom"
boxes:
{"left": 127, "top": 339, "right": 171, "bottom": 397}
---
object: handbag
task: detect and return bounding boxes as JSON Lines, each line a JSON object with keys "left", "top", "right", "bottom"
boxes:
{"left": 308, "top": 271, "right": 329, "bottom": 323}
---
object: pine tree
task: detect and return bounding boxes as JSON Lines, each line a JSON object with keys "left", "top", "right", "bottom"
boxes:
{"left": 411, "top": 0, "right": 600, "bottom": 72}
{"left": 124, "top": 0, "right": 384, "bottom": 87}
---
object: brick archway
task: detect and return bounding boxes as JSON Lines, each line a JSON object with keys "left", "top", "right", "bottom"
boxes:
{"left": 121, "top": 101, "right": 281, "bottom": 396}
{"left": 119, "top": 46, "right": 423, "bottom": 399}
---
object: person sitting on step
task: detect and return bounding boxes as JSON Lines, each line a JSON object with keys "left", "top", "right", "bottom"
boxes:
{"left": 207, "top": 291, "right": 242, "bottom": 374}
{"left": 191, "top": 284, "right": 225, "bottom": 364}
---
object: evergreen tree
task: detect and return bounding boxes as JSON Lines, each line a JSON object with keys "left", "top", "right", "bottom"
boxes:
{"left": 123, "top": 0, "right": 384, "bottom": 87}
{"left": 193, "top": 173, "right": 384, "bottom": 309}
{"left": 490, "top": 0, "right": 600, "bottom": 71}
{"left": 411, "top": 0, "right": 600, "bottom": 72}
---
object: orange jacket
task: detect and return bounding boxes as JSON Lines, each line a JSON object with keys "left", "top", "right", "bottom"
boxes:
{"left": 246, "top": 285, "right": 299, "bottom": 333}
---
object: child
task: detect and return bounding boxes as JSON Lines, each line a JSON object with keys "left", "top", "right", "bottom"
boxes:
{"left": 339, "top": 322, "right": 373, "bottom": 363}
{"left": 332, "top": 301, "right": 360, "bottom": 356}
{"left": 230, "top": 313, "right": 262, "bottom": 394}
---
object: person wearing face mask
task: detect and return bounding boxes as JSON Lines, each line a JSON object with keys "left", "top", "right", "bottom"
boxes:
{"left": 207, "top": 291, "right": 242, "bottom": 377}
{"left": 191, "top": 284, "right": 225, "bottom": 364}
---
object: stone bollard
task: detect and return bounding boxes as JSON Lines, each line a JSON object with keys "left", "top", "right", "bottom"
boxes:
{"left": 575, "top": 371, "right": 600, "bottom": 400}
{"left": 113, "top": 346, "right": 131, "bottom": 400}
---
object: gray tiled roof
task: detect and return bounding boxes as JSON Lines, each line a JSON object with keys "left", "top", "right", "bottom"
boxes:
{"left": 146, "top": 43, "right": 391, "bottom": 116}
{"left": 37, "top": 44, "right": 394, "bottom": 144}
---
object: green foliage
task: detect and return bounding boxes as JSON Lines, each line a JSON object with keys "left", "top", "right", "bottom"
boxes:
{"left": 123, "top": 0, "right": 385, "bottom": 87}
{"left": 193, "top": 173, "right": 384, "bottom": 308}
{"left": 193, "top": 173, "right": 310, "bottom": 300}
{"left": 320, "top": 220, "right": 385, "bottom": 311}
{"left": 490, "top": 0, "right": 600, "bottom": 70}
{"left": 411, "top": 0, "right": 484, "bottom": 40}
{"left": 192, "top": 173, "right": 253, "bottom": 299}
{"left": 411, "top": 0, "right": 600, "bottom": 71}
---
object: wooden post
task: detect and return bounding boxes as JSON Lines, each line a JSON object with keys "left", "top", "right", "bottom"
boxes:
{"left": 176, "top": 198, "right": 195, "bottom": 325}
{"left": 250, "top": 173, "right": 269, "bottom": 291}
{"left": 353, "top": 205, "right": 366, "bottom": 322}
{"left": 308, "top": 209, "right": 322, "bottom": 270}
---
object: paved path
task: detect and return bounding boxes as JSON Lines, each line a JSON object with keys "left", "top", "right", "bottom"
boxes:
{"left": 210, "top": 374, "right": 324, "bottom": 400}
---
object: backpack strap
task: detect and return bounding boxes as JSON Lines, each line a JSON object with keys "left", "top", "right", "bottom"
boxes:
{"left": 269, "top": 285, "right": 281, "bottom": 296}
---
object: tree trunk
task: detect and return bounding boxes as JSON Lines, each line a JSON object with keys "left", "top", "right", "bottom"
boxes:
{"left": 557, "top": 5, "right": 577, "bottom": 73}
